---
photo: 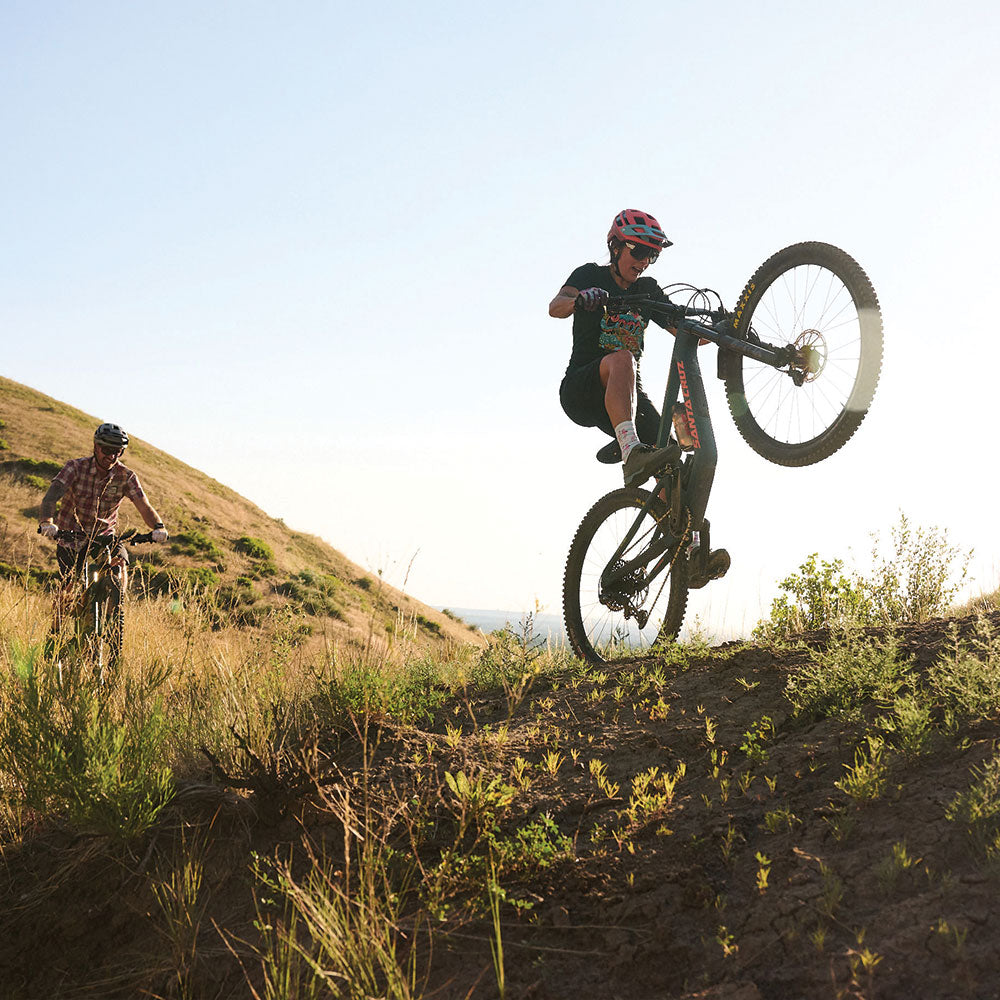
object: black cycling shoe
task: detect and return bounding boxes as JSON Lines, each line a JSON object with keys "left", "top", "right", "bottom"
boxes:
{"left": 596, "top": 439, "right": 621, "bottom": 464}
{"left": 623, "top": 441, "right": 680, "bottom": 488}
{"left": 688, "top": 547, "right": 731, "bottom": 589}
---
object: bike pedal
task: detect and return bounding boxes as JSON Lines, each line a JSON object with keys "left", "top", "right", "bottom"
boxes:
{"left": 688, "top": 548, "right": 731, "bottom": 590}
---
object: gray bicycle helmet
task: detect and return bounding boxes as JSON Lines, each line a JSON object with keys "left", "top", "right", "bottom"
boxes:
{"left": 94, "top": 422, "right": 129, "bottom": 448}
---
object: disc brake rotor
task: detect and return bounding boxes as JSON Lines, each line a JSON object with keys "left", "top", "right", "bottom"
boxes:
{"left": 791, "top": 329, "right": 827, "bottom": 382}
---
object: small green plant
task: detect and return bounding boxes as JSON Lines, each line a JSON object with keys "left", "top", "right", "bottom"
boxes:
{"left": 720, "top": 819, "right": 742, "bottom": 865}
{"left": 877, "top": 692, "right": 933, "bottom": 755}
{"left": 487, "top": 854, "right": 506, "bottom": 1000}
{"left": 835, "top": 735, "right": 889, "bottom": 804}
{"left": 818, "top": 861, "right": 844, "bottom": 919}
{"left": 715, "top": 924, "right": 738, "bottom": 957}
{"left": 763, "top": 806, "right": 799, "bottom": 833}
{"left": 618, "top": 762, "right": 686, "bottom": 828}
{"left": 874, "top": 840, "right": 919, "bottom": 890}
{"left": 542, "top": 750, "right": 564, "bottom": 776}
{"left": 928, "top": 616, "right": 1000, "bottom": 725}
{"left": 152, "top": 833, "right": 209, "bottom": 999}
{"left": 739, "top": 715, "right": 774, "bottom": 764}
{"left": 946, "top": 753, "right": 1000, "bottom": 864}
{"left": 589, "top": 758, "right": 620, "bottom": 800}
{"left": 755, "top": 852, "right": 771, "bottom": 893}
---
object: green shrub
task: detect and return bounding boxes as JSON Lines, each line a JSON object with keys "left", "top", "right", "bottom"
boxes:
{"left": 0, "top": 561, "right": 55, "bottom": 586}
{"left": 756, "top": 513, "right": 973, "bottom": 640}
{"left": 754, "top": 554, "right": 869, "bottom": 641}
{"left": 3, "top": 457, "right": 62, "bottom": 479}
{"left": 0, "top": 439, "right": 8, "bottom": 450}
{"left": 170, "top": 529, "right": 225, "bottom": 563}
{"left": 184, "top": 567, "right": 220, "bottom": 591}
{"left": 235, "top": 536, "right": 274, "bottom": 561}
{"left": 785, "top": 631, "right": 910, "bottom": 723}
{"left": 865, "top": 512, "right": 972, "bottom": 624}
{"left": 0, "top": 655, "right": 173, "bottom": 839}
{"left": 24, "top": 474, "right": 49, "bottom": 490}
{"left": 417, "top": 614, "right": 443, "bottom": 636}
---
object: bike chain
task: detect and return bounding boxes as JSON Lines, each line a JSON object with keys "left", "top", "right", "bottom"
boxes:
{"left": 646, "top": 506, "right": 691, "bottom": 614}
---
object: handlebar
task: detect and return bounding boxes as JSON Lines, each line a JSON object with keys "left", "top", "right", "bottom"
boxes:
{"left": 37, "top": 527, "right": 157, "bottom": 551}
{"left": 605, "top": 295, "right": 729, "bottom": 326}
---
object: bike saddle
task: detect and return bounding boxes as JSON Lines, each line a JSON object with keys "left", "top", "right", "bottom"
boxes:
{"left": 596, "top": 439, "right": 621, "bottom": 464}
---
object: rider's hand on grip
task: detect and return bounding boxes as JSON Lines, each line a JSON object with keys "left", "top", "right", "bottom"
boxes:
{"left": 152, "top": 528, "right": 168, "bottom": 543}
{"left": 576, "top": 287, "right": 609, "bottom": 312}
{"left": 39, "top": 522, "right": 58, "bottom": 538}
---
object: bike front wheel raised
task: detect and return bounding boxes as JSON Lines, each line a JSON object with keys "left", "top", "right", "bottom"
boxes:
{"left": 563, "top": 488, "right": 689, "bottom": 666}
{"left": 726, "top": 242, "right": 883, "bottom": 466}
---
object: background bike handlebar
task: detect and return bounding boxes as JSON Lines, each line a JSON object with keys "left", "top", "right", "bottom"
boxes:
{"left": 38, "top": 528, "right": 157, "bottom": 549}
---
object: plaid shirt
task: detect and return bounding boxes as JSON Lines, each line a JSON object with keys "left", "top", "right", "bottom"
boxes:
{"left": 53, "top": 457, "right": 149, "bottom": 547}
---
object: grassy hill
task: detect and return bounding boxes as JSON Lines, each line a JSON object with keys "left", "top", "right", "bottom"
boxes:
{"left": 0, "top": 374, "right": 481, "bottom": 653}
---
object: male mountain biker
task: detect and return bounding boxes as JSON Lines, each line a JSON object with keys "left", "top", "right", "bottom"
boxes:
{"left": 38, "top": 423, "right": 169, "bottom": 586}
{"left": 549, "top": 209, "right": 728, "bottom": 586}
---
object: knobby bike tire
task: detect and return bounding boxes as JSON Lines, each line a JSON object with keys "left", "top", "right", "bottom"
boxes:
{"left": 725, "top": 242, "right": 883, "bottom": 466}
{"left": 81, "top": 578, "right": 124, "bottom": 679}
{"left": 563, "top": 487, "right": 689, "bottom": 666}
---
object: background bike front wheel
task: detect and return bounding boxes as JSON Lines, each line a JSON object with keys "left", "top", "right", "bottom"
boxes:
{"left": 563, "top": 488, "right": 689, "bottom": 666}
{"left": 725, "top": 242, "right": 883, "bottom": 466}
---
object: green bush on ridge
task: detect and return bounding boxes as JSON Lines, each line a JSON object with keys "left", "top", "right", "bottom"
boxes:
{"left": 755, "top": 511, "right": 972, "bottom": 641}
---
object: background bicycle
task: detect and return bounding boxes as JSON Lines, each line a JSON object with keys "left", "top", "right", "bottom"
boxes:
{"left": 41, "top": 527, "right": 156, "bottom": 680}
{"left": 563, "top": 242, "right": 883, "bottom": 665}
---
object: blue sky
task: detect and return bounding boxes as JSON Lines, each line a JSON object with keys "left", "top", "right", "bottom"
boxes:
{"left": 3, "top": 1, "right": 999, "bottom": 635}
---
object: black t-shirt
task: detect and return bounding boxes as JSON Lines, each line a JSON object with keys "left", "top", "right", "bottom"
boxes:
{"left": 562, "top": 262, "right": 669, "bottom": 373}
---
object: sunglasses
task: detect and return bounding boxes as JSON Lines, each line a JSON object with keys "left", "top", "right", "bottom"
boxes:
{"left": 97, "top": 445, "right": 124, "bottom": 457}
{"left": 623, "top": 241, "right": 660, "bottom": 262}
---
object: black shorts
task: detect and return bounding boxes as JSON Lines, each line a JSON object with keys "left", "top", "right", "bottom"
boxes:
{"left": 560, "top": 359, "right": 662, "bottom": 442}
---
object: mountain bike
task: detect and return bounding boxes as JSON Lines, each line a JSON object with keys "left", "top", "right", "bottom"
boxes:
{"left": 40, "top": 527, "right": 156, "bottom": 679}
{"left": 563, "top": 242, "right": 883, "bottom": 665}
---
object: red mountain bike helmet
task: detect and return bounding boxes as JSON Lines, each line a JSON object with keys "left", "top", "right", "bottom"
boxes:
{"left": 607, "top": 209, "right": 672, "bottom": 251}
{"left": 94, "top": 422, "right": 129, "bottom": 448}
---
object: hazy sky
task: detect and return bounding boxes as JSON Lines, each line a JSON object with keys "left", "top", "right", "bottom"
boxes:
{"left": 3, "top": 1, "right": 999, "bottom": 635}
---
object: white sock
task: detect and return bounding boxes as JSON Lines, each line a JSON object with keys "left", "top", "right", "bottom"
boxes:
{"left": 614, "top": 420, "right": 640, "bottom": 463}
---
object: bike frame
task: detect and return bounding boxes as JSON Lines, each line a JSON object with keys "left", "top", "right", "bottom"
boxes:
{"left": 600, "top": 300, "right": 796, "bottom": 594}
{"left": 44, "top": 529, "right": 153, "bottom": 674}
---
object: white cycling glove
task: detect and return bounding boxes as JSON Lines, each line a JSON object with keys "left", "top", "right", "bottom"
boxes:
{"left": 39, "top": 522, "right": 59, "bottom": 538}
{"left": 152, "top": 528, "right": 168, "bottom": 543}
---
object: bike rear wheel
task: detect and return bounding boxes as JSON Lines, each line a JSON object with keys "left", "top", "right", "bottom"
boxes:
{"left": 563, "top": 488, "right": 689, "bottom": 666}
{"left": 725, "top": 242, "right": 883, "bottom": 466}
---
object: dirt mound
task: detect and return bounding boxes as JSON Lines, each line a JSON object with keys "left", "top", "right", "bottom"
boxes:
{"left": 2, "top": 613, "right": 999, "bottom": 999}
